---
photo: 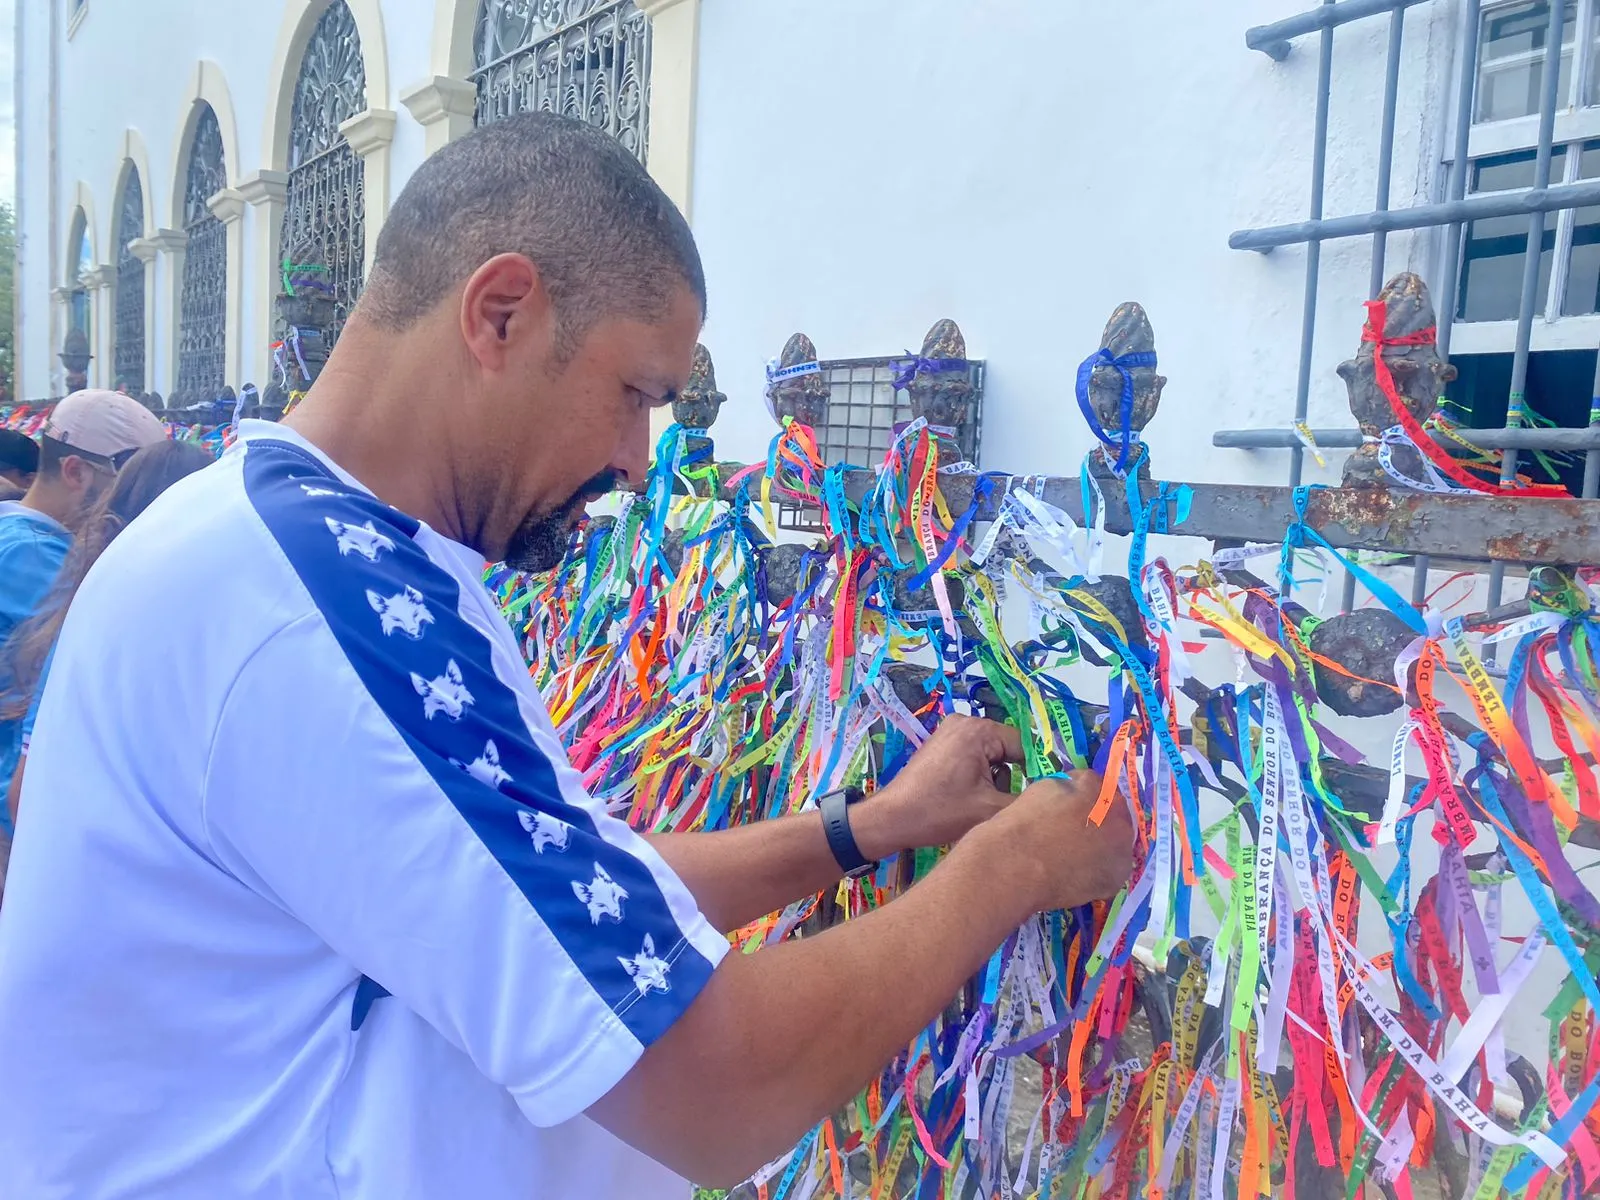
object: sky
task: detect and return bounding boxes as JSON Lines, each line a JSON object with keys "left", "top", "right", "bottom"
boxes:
{"left": 0, "top": 0, "right": 15, "bottom": 205}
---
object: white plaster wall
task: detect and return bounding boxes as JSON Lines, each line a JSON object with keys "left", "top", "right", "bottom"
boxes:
{"left": 691, "top": 0, "right": 1460, "bottom": 489}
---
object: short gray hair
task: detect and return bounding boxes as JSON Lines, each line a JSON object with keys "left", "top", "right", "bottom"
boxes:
{"left": 361, "top": 112, "right": 706, "bottom": 348}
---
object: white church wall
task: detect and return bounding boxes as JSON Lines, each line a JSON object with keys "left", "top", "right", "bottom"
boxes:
{"left": 689, "top": 0, "right": 1459, "bottom": 489}
{"left": 18, "top": 0, "right": 1465, "bottom": 437}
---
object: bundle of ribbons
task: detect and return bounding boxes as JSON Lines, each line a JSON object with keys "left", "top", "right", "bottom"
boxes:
{"left": 163, "top": 421, "right": 233, "bottom": 457}
{"left": 1, "top": 404, "right": 51, "bottom": 437}
{"left": 3, "top": 404, "right": 233, "bottom": 457}
{"left": 487, "top": 412, "right": 1600, "bottom": 1200}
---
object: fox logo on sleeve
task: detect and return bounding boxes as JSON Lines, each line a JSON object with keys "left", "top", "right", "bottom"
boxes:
{"left": 410, "top": 660, "right": 474, "bottom": 721}
{"left": 572, "top": 865, "right": 628, "bottom": 924}
{"left": 367, "top": 586, "right": 434, "bottom": 639}
{"left": 453, "top": 740, "right": 511, "bottom": 790}
{"left": 326, "top": 517, "right": 396, "bottom": 562}
{"left": 619, "top": 934, "right": 672, "bottom": 995}
{"left": 517, "top": 809, "right": 570, "bottom": 854}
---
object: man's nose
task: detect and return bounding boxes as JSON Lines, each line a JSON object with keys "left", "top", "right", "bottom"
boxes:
{"left": 614, "top": 410, "right": 652, "bottom": 490}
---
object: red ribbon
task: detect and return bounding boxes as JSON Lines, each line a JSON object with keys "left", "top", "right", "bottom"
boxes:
{"left": 1362, "top": 300, "right": 1567, "bottom": 497}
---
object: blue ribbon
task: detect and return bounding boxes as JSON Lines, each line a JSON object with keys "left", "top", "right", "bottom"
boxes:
{"left": 1506, "top": 1075, "right": 1600, "bottom": 1192}
{"left": 1074, "top": 347, "right": 1157, "bottom": 474}
{"left": 1282, "top": 485, "right": 1428, "bottom": 632}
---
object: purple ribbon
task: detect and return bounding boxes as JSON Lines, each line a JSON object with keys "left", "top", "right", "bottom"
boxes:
{"left": 1440, "top": 845, "right": 1499, "bottom": 995}
{"left": 1312, "top": 719, "right": 1365, "bottom": 766}
{"left": 993, "top": 1015, "right": 1074, "bottom": 1060}
{"left": 891, "top": 355, "right": 970, "bottom": 391}
{"left": 1494, "top": 766, "right": 1600, "bottom": 923}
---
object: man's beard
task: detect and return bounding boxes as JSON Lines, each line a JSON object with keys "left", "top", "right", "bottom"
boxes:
{"left": 504, "top": 469, "right": 622, "bottom": 573}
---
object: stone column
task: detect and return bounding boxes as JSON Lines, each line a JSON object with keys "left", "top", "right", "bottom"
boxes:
{"left": 400, "top": 77, "right": 477, "bottom": 157}
{"left": 236, "top": 169, "right": 289, "bottom": 389}
{"left": 339, "top": 109, "right": 399, "bottom": 283}
{"left": 637, "top": 0, "right": 701, "bottom": 442}
{"left": 207, "top": 188, "right": 248, "bottom": 390}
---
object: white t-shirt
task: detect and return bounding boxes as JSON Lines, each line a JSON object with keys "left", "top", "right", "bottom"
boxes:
{"left": 0, "top": 422, "right": 729, "bottom": 1199}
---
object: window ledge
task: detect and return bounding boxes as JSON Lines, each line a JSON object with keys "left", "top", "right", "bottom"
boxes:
{"left": 67, "top": 0, "right": 88, "bottom": 40}
{"left": 1450, "top": 314, "right": 1600, "bottom": 355}
{"left": 1467, "top": 108, "right": 1600, "bottom": 160}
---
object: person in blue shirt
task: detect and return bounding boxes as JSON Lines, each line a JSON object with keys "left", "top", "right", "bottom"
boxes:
{"left": 0, "top": 390, "right": 167, "bottom": 823}
{"left": 1, "top": 439, "right": 212, "bottom": 832}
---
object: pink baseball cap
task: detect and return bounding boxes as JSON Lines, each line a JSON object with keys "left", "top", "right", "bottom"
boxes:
{"left": 42, "top": 389, "right": 168, "bottom": 461}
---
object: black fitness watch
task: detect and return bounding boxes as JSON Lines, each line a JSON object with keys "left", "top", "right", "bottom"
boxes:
{"left": 819, "top": 786, "right": 878, "bottom": 880}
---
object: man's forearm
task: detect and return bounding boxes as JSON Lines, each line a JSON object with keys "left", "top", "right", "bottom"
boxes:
{"left": 646, "top": 796, "right": 905, "bottom": 933}
{"left": 591, "top": 817, "right": 1043, "bottom": 1187}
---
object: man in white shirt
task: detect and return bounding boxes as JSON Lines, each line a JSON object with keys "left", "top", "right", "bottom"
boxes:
{"left": 0, "top": 112, "right": 1132, "bottom": 1199}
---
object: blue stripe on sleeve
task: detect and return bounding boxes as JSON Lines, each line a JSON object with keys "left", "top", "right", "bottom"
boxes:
{"left": 241, "top": 438, "right": 717, "bottom": 1046}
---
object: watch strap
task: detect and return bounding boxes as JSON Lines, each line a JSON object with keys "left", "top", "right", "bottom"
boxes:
{"left": 819, "top": 787, "right": 876, "bottom": 879}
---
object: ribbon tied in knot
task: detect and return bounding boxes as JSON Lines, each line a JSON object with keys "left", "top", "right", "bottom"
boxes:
{"left": 889, "top": 355, "right": 970, "bottom": 392}
{"left": 1074, "top": 347, "right": 1158, "bottom": 474}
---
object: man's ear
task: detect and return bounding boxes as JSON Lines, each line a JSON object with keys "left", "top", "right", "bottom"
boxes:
{"left": 58, "top": 455, "right": 103, "bottom": 498}
{"left": 460, "top": 253, "right": 555, "bottom": 369}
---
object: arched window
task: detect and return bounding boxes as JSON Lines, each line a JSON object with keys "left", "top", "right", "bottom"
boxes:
{"left": 114, "top": 167, "right": 146, "bottom": 392}
{"left": 471, "top": 0, "right": 650, "bottom": 160}
{"left": 67, "top": 209, "right": 91, "bottom": 342}
{"left": 281, "top": 0, "right": 367, "bottom": 343}
{"left": 176, "top": 105, "right": 228, "bottom": 400}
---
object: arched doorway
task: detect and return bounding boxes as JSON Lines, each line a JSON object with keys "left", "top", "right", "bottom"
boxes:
{"left": 176, "top": 105, "right": 228, "bottom": 401}
{"left": 113, "top": 166, "right": 146, "bottom": 392}
{"left": 281, "top": 0, "right": 367, "bottom": 344}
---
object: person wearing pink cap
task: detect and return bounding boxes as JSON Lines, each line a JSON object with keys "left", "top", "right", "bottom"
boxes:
{"left": 0, "top": 389, "right": 167, "bottom": 818}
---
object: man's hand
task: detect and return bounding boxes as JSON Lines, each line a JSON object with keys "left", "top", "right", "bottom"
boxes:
{"left": 851, "top": 715, "right": 1024, "bottom": 861}
{"left": 593, "top": 760, "right": 1137, "bottom": 1188}
{"left": 984, "top": 771, "right": 1135, "bottom": 912}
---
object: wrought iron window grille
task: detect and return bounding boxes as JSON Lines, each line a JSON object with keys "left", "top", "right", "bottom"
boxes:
{"left": 113, "top": 170, "right": 145, "bottom": 393}
{"left": 176, "top": 105, "right": 228, "bottom": 401}
{"left": 776, "top": 356, "right": 986, "bottom": 532}
{"left": 280, "top": 0, "right": 367, "bottom": 345}
{"left": 470, "top": 0, "right": 651, "bottom": 162}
